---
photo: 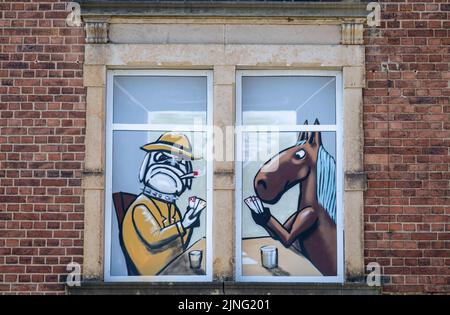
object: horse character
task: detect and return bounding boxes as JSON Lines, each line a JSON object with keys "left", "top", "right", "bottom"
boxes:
{"left": 245, "top": 119, "right": 337, "bottom": 276}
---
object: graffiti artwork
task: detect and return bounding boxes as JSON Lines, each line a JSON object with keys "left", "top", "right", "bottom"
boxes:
{"left": 244, "top": 119, "right": 337, "bottom": 277}
{"left": 112, "top": 132, "right": 207, "bottom": 276}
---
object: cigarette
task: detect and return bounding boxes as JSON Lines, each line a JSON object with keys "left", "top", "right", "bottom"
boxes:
{"left": 180, "top": 170, "right": 199, "bottom": 179}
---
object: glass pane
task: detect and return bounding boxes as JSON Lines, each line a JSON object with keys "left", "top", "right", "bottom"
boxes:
{"left": 110, "top": 130, "right": 208, "bottom": 276}
{"left": 240, "top": 131, "right": 337, "bottom": 277}
{"left": 113, "top": 76, "right": 207, "bottom": 125}
{"left": 242, "top": 76, "right": 336, "bottom": 125}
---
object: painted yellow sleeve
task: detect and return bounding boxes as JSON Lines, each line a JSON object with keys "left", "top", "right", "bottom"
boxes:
{"left": 132, "top": 205, "right": 185, "bottom": 250}
{"left": 174, "top": 208, "right": 193, "bottom": 248}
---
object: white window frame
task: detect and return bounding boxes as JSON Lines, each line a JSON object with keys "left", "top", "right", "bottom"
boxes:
{"left": 235, "top": 70, "right": 344, "bottom": 283}
{"left": 104, "top": 69, "right": 214, "bottom": 282}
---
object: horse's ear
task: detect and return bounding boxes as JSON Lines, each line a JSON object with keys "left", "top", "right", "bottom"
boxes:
{"left": 308, "top": 118, "right": 322, "bottom": 146}
{"left": 308, "top": 131, "right": 322, "bottom": 146}
{"left": 297, "top": 120, "right": 309, "bottom": 143}
{"left": 297, "top": 131, "right": 308, "bottom": 143}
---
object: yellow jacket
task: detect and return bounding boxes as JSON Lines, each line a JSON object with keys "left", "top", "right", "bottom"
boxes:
{"left": 122, "top": 194, "right": 192, "bottom": 275}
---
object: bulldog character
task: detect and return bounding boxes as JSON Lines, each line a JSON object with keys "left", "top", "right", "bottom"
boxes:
{"left": 121, "top": 132, "right": 206, "bottom": 275}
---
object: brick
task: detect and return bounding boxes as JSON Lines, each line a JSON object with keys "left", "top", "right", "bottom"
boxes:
{"left": 364, "top": 2, "right": 449, "bottom": 295}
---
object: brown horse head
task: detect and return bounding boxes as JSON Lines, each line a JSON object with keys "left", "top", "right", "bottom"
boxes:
{"left": 254, "top": 119, "right": 322, "bottom": 204}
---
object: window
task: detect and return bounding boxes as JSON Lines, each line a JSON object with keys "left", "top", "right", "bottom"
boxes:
{"left": 104, "top": 70, "right": 213, "bottom": 281}
{"left": 235, "top": 70, "right": 344, "bottom": 282}
{"left": 78, "top": 5, "right": 368, "bottom": 289}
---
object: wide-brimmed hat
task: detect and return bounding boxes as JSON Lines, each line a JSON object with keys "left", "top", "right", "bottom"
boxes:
{"left": 140, "top": 132, "right": 201, "bottom": 160}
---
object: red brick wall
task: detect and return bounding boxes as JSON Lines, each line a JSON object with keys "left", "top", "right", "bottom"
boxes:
{"left": 0, "top": 1, "right": 85, "bottom": 294}
{"left": 364, "top": 1, "right": 449, "bottom": 294}
{"left": 0, "top": 1, "right": 449, "bottom": 295}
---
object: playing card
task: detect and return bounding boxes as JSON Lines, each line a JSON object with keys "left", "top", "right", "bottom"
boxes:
{"left": 197, "top": 199, "right": 206, "bottom": 209}
{"left": 194, "top": 197, "right": 200, "bottom": 210}
{"left": 188, "top": 196, "right": 206, "bottom": 216}
{"left": 244, "top": 196, "right": 255, "bottom": 210}
{"left": 244, "top": 196, "right": 259, "bottom": 213}
{"left": 255, "top": 197, "right": 265, "bottom": 214}
{"left": 188, "top": 196, "right": 196, "bottom": 209}
{"left": 192, "top": 197, "right": 206, "bottom": 216}
{"left": 252, "top": 196, "right": 263, "bottom": 214}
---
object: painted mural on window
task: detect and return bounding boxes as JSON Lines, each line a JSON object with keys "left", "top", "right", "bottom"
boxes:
{"left": 116, "top": 132, "right": 206, "bottom": 276}
{"left": 244, "top": 120, "right": 337, "bottom": 276}
{"left": 238, "top": 73, "right": 341, "bottom": 280}
{"left": 107, "top": 73, "right": 210, "bottom": 279}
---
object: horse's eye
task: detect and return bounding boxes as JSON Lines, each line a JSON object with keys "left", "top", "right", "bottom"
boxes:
{"left": 294, "top": 149, "right": 306, "bottom": 160}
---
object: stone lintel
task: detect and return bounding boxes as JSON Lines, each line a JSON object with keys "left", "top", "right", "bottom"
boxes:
{"left": 79, "top": 1, "right": 368, "bottom": 19}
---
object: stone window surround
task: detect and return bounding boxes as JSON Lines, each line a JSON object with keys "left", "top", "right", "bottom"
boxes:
{"left": 79, "top": 3, "right": 368, "bottom": 290}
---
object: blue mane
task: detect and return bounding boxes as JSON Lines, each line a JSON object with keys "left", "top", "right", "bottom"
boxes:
{"left": 316, "top": 146, "right": 336, "bottom": 222}
{"left": 296, "top": 141, "right": 336, "bottom": 222}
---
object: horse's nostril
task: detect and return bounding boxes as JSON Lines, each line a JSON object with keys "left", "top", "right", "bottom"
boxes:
{"left": 257, "top": 179, "right": 267, "bottom": 190}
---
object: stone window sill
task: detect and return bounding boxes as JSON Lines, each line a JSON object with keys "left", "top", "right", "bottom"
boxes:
{"left": 67, "top": 281, "right": 380, "bottom": 295}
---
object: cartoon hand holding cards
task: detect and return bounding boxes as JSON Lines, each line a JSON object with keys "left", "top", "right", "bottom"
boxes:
{"left": 188, "top": 196, "right": 206, "bottom": 216}
{"left": 244, "top": 195, "right": 271, "bottom": 226}
{"left": 244, "top": 195, "right": 265, "bottom": 214}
